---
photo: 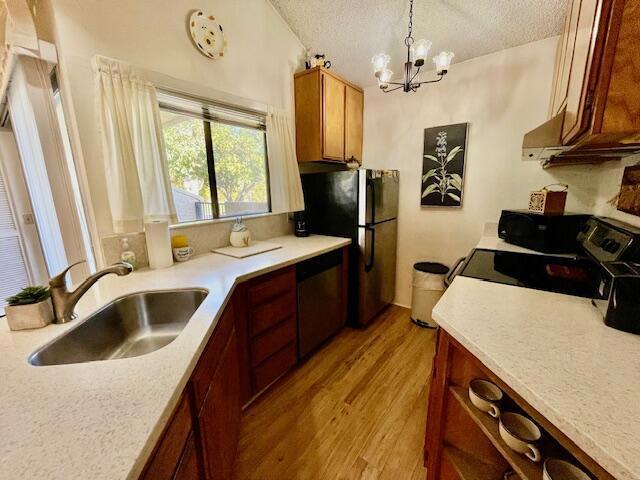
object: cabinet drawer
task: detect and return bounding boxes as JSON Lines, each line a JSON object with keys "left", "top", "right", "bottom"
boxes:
{"left": 250, "top": 316, "right": 296, "bottom": 367}
{"left": 191, "top": 303, "right": 235, "bottom": 414}
{"left": 252, "top": 341, "right": 297, "bottom": 392}
{"left": 247, "top": 267, "right": 295, "bottom": 306}
{"left": 141, "top": 394, "right": 192, "bottom": 480}
{"left": 249, "top": 290, "right": 296, "bottom": 338}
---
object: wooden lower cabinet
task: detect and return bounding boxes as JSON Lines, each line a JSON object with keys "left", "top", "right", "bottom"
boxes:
{"left": 197, "top": 330, "right": 241, "bottom": 479}
{"left": 424, "top": 329, "right": 615, "bottom": 480}
{"left": 141, "top": 394, "right": 194, "bottom": 480}
{"left": 173, "top": 433, "right": 201, "bottom": 480}
{"left": 234, "top": 266, "right": 298, "bottom": 404}
{"left": 141, "top": 258, "right": 346, "bottom": 479}
{"left": 140, "top": 302, "right": 239, "bottom": 480}
{"left": 140, "top": 265, "right": 301, "bottom": 479}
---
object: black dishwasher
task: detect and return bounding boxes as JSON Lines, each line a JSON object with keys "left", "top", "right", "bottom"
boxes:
{"left": 297, "top": 248, "right": 345, "bottom": 359}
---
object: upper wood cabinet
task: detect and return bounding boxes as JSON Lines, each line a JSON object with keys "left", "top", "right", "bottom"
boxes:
{"left": 556, "top": 0, "right": 600, "bottom": 144}
{"left": 345, "top": 86, "right": 364, "bottom": 163}
{"left": 524, "top": 0, "right": 640, "bottom": 166}
{"left": 294, "top": 67, "right": 364, "bottom": 163}
{"left": 322, "top": 73, "right": 346, "bottom": 160}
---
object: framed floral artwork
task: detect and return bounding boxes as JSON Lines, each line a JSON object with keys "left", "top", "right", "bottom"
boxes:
{"left": 421, "top": 123, "right": 468, "bottom": 207}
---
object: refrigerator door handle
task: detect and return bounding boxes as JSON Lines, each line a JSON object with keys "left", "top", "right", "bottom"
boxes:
{"left": 367, "top": 179, "right": 375, "bottom": 224}
{"left": 364, "top": 226, "right": 375, "bottom": 272}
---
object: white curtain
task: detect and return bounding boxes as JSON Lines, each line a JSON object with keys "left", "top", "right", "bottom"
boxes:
{"left": 93, "top": 55, "right": 177, "bottom": 233}
{"left": 0, "top": 0, "right": 38, "bottom": 101}
{"left": 266, "top": 108, "right": 305, "bottom": 213}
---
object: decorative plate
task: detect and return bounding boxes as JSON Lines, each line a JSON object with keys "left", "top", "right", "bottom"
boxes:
{"left": 189, "top": 10, "right": 226, "bottom": 59}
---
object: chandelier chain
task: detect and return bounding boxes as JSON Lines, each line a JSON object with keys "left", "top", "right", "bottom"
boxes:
{"left": 404, "top": 0, "right": 414, "bottom": 47}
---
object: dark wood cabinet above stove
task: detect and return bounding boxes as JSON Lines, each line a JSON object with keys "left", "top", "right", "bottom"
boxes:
{"left": 523, "top": 0, "right": 640, "bottom": 167}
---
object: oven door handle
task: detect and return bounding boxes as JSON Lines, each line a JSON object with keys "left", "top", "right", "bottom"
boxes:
{"left": 445, "top": 257, "right": 466, "bottom": 287}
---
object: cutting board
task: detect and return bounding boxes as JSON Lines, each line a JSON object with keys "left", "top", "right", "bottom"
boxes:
{"left": 212, "top": 241, "right": 282, "bottom": 259}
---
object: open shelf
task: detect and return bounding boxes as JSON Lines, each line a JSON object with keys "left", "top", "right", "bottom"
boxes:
{"left": 443, "top": 445, "right": 513, "bottom": 480}
{"left": 449, "top": 385, "right": 542, "bottom": 480}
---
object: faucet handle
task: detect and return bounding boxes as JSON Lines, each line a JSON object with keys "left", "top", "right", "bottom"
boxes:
{"left": 49, "top": 260, "right": 87, "bottom": 288}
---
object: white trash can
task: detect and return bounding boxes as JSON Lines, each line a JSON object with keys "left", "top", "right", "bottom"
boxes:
{"left": 411, "top": 262, "right": 449, "bottom": 329}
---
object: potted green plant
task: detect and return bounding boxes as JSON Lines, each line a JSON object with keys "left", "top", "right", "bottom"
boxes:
{"left": 5, "top": 286, "right": 53, "bottom": 331}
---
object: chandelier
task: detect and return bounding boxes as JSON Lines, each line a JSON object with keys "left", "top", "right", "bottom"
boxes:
{"left": 371, "top": 0, "right": 454, "bottom": 93}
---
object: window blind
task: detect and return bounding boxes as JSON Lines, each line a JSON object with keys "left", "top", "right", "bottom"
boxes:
{"left": 0, "top": 168, "right": 30, "bottom": 314}
{"left": 156, "top": 90, "right": 266, "bottom": 130}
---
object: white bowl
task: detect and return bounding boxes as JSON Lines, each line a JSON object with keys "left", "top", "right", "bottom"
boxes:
{"left": 468, "top": 378, "right": 503, "bottom": 418}
{"left": 543, "top": 458, "right": 591, "bottom": 480}
{"left": 499, "top": 412, "right": 542, "bottom": 462}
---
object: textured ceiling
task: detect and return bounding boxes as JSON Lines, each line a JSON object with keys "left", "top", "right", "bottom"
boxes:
{"left": 270, "top": 0, "right": 568, "bottom": 87}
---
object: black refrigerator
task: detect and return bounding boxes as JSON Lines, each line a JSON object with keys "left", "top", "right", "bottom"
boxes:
{"left": 300, "top": 169, "right": 399, "bottom": 326}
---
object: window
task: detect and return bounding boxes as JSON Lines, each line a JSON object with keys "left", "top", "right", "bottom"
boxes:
{"left": 0, "top": 123, "right": 50, "bottom": 314}
{"left": 0, "top": 158, "right": 31, "bottom": 315}
{"left": 158, "top": 91, "right": 270, "bottom": 223}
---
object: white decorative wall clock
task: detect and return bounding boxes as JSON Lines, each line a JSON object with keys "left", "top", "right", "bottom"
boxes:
{"left": 189, "top": 10, "right": 227, "bottom": 59}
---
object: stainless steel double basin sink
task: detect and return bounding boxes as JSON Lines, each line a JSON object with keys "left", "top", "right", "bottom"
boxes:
{"left": 29, "top": 289, "right": 208, "bottom": 366}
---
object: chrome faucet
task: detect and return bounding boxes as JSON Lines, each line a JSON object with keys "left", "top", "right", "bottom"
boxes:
{"left": 49, "top": 260, "right": 133, "bottom": 324}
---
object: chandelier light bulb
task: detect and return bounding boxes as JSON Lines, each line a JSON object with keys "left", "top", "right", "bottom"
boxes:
{"left": 410, "top": 39, "right": 432, "bottom": 66}
{"left": 433, "top": 51, "right": 455, "bottom": 74}
{"left": 378, "top": 68, "right": 393, "bottom": 86}
{"left": 371, "top": 53, "right": 391, "bottom": 74}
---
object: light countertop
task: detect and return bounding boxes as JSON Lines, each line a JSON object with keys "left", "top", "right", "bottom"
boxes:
{"left": 434, "top": 273, "right": 640, "bottom": 479}
{"left": 0, "top": 234, "right": 350, "bottom": 480}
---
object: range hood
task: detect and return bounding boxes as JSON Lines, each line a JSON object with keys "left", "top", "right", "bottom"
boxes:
{"left": 523, "top": 106, "right": 640, "bottom": 167}
{"left": 522, "top": 108, "right": 571, "bottom": 164}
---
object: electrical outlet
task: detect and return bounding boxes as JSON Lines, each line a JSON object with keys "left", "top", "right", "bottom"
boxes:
{"left": 22, "top": 213, "right": 35, "bottom": 225}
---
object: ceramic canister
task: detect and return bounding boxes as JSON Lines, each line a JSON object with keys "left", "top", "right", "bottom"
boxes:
{"left": 230, "top": 218, "right": 251, "bottom": 247}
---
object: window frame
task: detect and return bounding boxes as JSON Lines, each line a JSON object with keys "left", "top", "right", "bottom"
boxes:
{"left": 158, "top": 91, "right": 272, "bottom": 224}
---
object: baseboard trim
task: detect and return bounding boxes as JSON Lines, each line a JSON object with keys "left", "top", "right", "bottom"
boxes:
{"left": 392, "top": 301, "right": 411, "bottom": 310}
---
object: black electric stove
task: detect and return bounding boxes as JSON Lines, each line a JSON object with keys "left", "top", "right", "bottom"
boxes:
{"left": 455, "top": 217, "right": 640, "bottom": 299}
{"left": 460, "top": 249, "right": 600, "bottom": 298}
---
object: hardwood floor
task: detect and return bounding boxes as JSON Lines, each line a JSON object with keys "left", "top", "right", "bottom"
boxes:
{"left": 234, "top": 305, "right": 437, "bottom": 480}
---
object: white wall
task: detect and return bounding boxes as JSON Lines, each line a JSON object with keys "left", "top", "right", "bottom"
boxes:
{"left": 46, "top": 0, "right": 305, "bottom": 244}
{"left": 362, "top": 36, "right": 633, "bottom": 307}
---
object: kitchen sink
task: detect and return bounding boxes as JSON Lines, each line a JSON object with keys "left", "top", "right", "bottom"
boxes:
{"left": 29, "top": 289, "right": 208, "bottom": 366}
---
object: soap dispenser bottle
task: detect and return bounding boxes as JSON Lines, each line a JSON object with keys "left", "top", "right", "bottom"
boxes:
{"left": 120, "top": 237, "right": 137, "bottom": 269}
